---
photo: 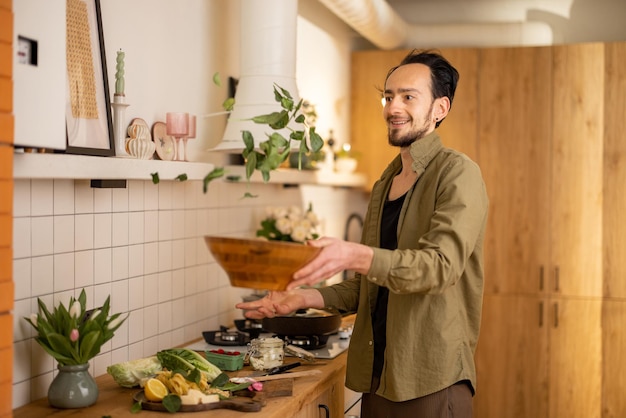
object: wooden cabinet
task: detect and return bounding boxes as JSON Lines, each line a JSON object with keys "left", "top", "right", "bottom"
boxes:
{"left": 601, "top": 42, "right": 626, "bottom": 418}
{"left": 603, "top": 42, "right": 626, "bottom": 300}
{"left": 293, "top": 370, "right": 344, "bottom": 418}
{"left": 550, "top": 43, "right": 604, "bottom": 299}
{"left": 478, "top": 45, "right": 553, "bottom": 296}
{"left": 475, "top": 43, "right": 604, "bottom": 418}
{"left": 601, "top": 300, "right": 626, "bottom": 418}
{"left": 475, "top": 294, "right": 549, "bottom": 418}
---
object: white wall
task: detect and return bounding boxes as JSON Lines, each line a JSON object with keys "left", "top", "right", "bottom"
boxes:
{"left": 98, "top": 0, "right": 357, "bottom": 163}
{"left": 11, "top": 0, "right": 368, "bottom": 408}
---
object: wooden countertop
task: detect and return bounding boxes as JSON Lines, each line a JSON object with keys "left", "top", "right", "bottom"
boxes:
{"left": 13, "top": 353, "right": 347, "bottom": 417}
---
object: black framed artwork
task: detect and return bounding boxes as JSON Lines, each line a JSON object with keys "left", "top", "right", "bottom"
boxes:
{"left": 65, "top": 0, "right": 115, "bottom": 156}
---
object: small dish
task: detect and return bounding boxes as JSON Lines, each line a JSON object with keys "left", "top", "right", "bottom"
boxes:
{"left": 152, "top": 121, "right": 175, "bottom": 161}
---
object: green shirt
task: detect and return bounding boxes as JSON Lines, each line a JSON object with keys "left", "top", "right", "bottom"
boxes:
{"left": 318, "top": 131, "right": 489, "bottom": 402}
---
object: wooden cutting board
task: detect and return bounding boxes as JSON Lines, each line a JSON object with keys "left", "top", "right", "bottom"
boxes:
{"left": 133, "top": 391, "right": 263, "bottom": 412}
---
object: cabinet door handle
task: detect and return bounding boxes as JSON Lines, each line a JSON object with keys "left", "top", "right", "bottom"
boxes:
{"left": 539, "top": 301, "right": 544, "bottom": 327}
{"left": 539, "top": 265, "right": 545, "bottom": 291}
{"left": 554, "top": 266, "right": 560, "bottom": 292}
{"left": 553, "top": 302, "right": 559, "bottom": 328}
{"left": 318, "top": 404, "right": 330, "bottom": 418}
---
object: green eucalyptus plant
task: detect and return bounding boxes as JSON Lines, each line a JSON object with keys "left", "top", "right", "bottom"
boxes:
{"left": 152, "top": 74, "right": 323, "bottom": 196}
{"left": 241, "top": 83, "right": 324, "bottom": 182}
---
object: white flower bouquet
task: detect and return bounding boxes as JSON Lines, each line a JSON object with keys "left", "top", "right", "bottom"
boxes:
{"left": 256, "top": 204, "right": 320, "bottom": 243}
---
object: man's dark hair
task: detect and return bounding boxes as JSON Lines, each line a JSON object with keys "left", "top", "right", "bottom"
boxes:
{"left": 384, "top": 50, "right": 459, "bottom": 126}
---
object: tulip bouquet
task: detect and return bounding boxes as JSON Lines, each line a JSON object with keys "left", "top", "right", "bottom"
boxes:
{"left": 256, "top": 203, "right": 320, "bottom": 243}
{"left": 24, "top": 289, "right": 127, "bottom": 366}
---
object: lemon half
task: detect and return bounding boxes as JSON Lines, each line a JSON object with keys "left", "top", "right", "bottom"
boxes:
{"left": 144, "top": 378, "right": 168, "bottom": 402}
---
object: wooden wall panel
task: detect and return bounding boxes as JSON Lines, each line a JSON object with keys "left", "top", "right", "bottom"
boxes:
{"left": 551, "top": 43, "right": 604, "bottom": 298}
{"left": 603, "top": 42, "right": 626, "bottom": 298}
{"left": 477, "top": 46, "right": 553, "bottom": 295}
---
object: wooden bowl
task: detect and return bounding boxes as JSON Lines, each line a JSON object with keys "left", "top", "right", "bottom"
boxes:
{"left": 204, "top": 236, "right": 321, "bottom": 290}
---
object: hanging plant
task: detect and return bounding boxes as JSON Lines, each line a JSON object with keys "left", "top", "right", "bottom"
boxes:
{"left": 152, "top": 75, "right": 323, "bottom": 195}
{"left": 241, "top": 84, "right": 324, "bottom": 182}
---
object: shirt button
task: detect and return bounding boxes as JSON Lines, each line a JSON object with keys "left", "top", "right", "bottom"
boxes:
{"left": 368, "top": 341, "right": 373, "bottom": 346}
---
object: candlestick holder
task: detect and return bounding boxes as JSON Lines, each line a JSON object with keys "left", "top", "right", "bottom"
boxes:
{"left": 111, "top": 94, "right": 130, "bottom": 157}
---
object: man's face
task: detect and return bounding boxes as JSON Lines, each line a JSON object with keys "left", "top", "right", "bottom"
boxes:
{"left": 383, "top": 63, "right": 439, "bottom": 148}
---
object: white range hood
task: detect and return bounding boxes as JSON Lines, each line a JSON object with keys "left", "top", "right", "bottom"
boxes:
{"left": 213, "top": 0, "right": 301, "bottom": 152}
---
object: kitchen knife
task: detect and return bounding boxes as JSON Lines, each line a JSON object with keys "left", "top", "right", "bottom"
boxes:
{"left": 251, "top": 361, "right": 301, "bottom": 377}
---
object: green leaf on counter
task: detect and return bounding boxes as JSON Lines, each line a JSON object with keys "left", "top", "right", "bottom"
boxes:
{"left": 162, "top": 394, "right": 181, "bottom": 413}
{"left": 188, "top": 368, "right": 202, "bottom": 385}
{"left": 210, "top": 372, "right": 230, "bottom": 388}
{"left": 151, "top": 172, "right": 160, "bottom": 184}
{"left": 242, "top": 192, "right": 258, "bottom": 199}
{"left": 131, "top": 401, "right": 142, "bottom": 413}
{"left": 175, "top": 174, "right": 188, "bottom": 182}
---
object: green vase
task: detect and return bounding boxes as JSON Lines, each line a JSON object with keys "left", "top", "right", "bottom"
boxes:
{"left": 48, "top": 363, "right": 99, "bottom": 408}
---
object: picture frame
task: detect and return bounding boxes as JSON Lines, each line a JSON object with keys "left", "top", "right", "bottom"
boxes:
{"left": 65, "top": 0, "right": 115, "bottom": 156}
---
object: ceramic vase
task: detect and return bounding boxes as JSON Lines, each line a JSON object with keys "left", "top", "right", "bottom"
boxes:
{"left": 48, "top": 363, "right": 99, "bottom": 409}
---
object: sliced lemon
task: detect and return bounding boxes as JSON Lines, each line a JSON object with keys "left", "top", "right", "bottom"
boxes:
{"left": 144, "top": 378, "right": 168, "bottom": 402}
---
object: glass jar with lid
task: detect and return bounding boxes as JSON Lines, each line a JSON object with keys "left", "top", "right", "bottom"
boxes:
{"left": 247, "top": 337, "right": 284, "bottom": 371}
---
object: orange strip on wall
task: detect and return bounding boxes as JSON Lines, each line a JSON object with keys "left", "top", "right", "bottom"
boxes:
{"left": 0, "top": 43, "right": 10, "bottom": 78}
{"left": 0, "top": 281, "right": 13, "bottom": 314}
{"left": 0, "top": 78, "right": 11, "bottom": 113}
{"left": 0, "top": 180, "right": 12, "bottom": 214}
{"left": 0, "top": 9, "right": 12, "bottom": 43}
{"left": 0, "top": 314, "right": 11, "bottom": 348}
{"left": 0, "top": 215, "right": 10, "bottom": 248}
{"left": 0, "top": 248, "right": 9, "bottom": 282}
{"left": 0, "top": 115, "right": 13, "bottom": 145}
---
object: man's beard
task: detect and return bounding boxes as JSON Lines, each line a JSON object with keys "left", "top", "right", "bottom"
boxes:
{"left": 387, "top": 102, "right": 434, "bottom": 148}
{"left": 388, "top": 124, "right": 430, "bottom": 148}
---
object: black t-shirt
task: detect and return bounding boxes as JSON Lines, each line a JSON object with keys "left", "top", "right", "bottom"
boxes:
{"left": 371, "top": 193, "right": 405, "bottom": 379}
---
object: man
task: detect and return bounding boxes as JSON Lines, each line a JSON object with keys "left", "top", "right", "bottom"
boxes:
{"left": 236, "top": 50, "right": 489, "bottom": 418}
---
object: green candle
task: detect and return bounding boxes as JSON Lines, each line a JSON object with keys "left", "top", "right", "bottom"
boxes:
{"left": 115, "top": 50, "right": 125, "bottom": 95}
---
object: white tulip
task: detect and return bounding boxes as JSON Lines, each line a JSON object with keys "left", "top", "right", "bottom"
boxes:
{"left": 69, "top": 301, "right": 81, "bottom": 318}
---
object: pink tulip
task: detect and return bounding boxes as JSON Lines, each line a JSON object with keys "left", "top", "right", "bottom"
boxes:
{"left": 70, "top": 329, "right": 79, "bottom": 342}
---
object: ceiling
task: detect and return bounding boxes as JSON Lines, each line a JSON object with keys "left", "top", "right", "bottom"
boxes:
{"left": 384, "top": 0, "right": 574, "bottom": 25}
{"left": 314, "top": 0, "right": 626, "bottom": 49}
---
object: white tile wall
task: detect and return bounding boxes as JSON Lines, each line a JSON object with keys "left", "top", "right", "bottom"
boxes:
{"left": 11, "top": 176, "right": 369, "bottom": 408}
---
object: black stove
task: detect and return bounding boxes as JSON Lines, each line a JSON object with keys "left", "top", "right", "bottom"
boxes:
{"left": 275, "top": 333, "right": 331, "bottom": 350}
{"left": 202, "top": 327, "right": 250, "bottom": 346}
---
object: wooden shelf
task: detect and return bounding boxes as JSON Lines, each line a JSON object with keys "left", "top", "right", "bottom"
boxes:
{"left": 222, "top": 165, "right": 368, "bottom": 188}
{"left": 13, "top": 152, "right": 214, "bottom": 181}
{"left": 13, "top": 153, "right": 368, "bottom": 188}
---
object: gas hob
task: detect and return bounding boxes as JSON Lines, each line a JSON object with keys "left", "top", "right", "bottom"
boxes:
{"left": 186, "top": 332, "right": 350, "bottom": 360}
